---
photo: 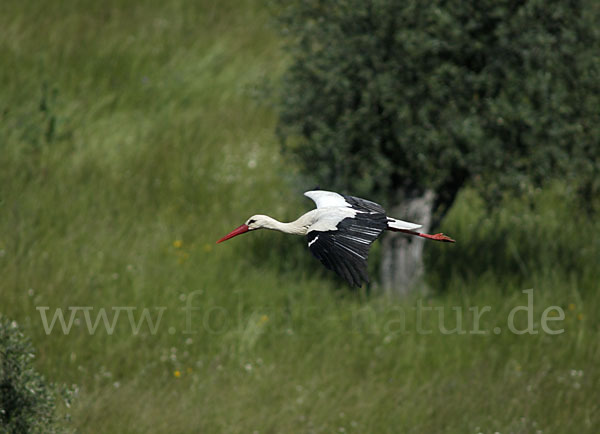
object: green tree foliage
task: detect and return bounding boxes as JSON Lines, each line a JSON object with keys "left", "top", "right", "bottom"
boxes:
{"left": 0, "top": 316, "right": 72, "bottom": 433}
{"left": 276, "top": 0, "right": 600, "bottom": 215}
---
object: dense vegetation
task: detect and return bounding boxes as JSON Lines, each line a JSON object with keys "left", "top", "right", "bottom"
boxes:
{"left": 275, "top": 0, "right": 600, "bottom": 291}
{"left": 0, "top": 316, "right": 73, "bottom": 433}
{"left": 1, "top": 0, "right": 598, "bottom": 432}
{"left": 276, "top": 0, "right": 600, "bottom": 213}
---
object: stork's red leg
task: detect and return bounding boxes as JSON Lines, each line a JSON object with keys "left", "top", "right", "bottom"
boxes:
{"left": 393, "top": 229, "right": 456, "bottom": 243}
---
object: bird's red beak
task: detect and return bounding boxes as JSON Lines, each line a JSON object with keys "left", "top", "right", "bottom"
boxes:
{"left": 216, "top": 224, "right": 250, "bottom": 244}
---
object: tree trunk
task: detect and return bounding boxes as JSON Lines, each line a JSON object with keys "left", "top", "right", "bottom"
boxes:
{"left": 380, "top": 189, "right": 435, "bottom": 296}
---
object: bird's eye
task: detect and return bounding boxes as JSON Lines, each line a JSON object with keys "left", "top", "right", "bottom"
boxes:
{"left": 247, "top": 219, "right": 256, "bottom": 225}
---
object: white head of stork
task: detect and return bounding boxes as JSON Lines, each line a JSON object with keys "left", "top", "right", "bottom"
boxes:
{"left": 217, "top": 190, "right": 454, "bottom": 287}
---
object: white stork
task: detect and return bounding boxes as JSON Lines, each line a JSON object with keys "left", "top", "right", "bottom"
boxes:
{"left": 216, "top": 190, "right": 454, "bottom": 287}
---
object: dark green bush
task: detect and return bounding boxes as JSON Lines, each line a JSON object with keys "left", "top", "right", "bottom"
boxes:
{"left": 0, "top": 316, "right": 72, "bottom": 433}
{"left": 275, "top": 0, "right": 600, "bottom": 215}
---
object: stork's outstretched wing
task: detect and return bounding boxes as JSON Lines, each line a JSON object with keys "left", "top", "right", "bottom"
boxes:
{"left": 304, "top": 190, "right": 350, "bottom": 209}
{"left": 306, "top": 207, "right": 388, "bottom": 287}
{"left": 304, "top": 190, "right": 386, "bottom": 212}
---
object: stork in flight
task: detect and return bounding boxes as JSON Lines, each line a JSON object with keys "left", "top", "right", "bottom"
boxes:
{"left": 216, "top": 190, "right": 454, "bottom": 287}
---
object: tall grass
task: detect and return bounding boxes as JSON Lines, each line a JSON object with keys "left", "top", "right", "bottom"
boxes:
{"left": 1, "top": 0, "right": 598, "bottom": 432}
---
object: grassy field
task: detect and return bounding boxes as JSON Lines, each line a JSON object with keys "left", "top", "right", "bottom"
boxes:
{"left": 1, "top": 1, "right": 599, "bottom": 432}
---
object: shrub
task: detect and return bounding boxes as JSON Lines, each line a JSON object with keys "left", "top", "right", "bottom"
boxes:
{"left": 0, "top": 316, "right": 72, "bottom": 433}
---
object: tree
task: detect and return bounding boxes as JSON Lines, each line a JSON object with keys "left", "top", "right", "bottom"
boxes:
{"left": 275, "top": 0, "right": 600, "bottom": 293}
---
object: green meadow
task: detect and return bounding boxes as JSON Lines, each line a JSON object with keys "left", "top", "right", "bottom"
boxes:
{"left": 1, "top": 0, "right": 599, "bottom": 432}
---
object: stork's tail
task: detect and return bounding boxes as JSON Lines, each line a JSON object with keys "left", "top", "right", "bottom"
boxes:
{"left": 386, "top": 218, "right": 455, "bottom": 243}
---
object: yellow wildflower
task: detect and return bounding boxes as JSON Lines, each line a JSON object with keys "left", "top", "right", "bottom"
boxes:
{"left": 173, "top": 240, "right": 183, "bottom": 248}
{"left": 260, "top": 315, "right": 269, "bottom": 324}
{"left": 577, "top": 313, "right": 584, "bottom": 321}
{"left": 568, "top": 303, "right": 575, "bottom": 311}
{"left": 174, "top": 370, "right": 181, "bottom": 378}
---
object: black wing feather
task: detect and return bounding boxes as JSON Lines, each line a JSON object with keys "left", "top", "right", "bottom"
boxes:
{"left": 342, "top": 194, "right": 386, "bottom": 214}
{"left": 306, "top": 207, "right": 388, "bottom": 287}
